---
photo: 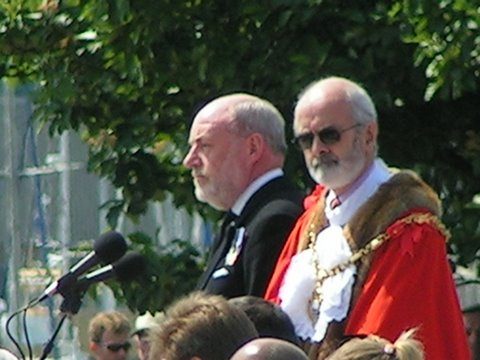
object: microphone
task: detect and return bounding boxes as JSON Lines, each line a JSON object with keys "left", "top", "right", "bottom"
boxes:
{"left": 37, "top": 231, "right": 127, "bottom": 302}
{"left": 76, "top": 251, "right": 146, "bottom": 289}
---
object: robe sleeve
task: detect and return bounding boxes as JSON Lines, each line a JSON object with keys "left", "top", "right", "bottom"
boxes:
{"left": 345, "top": 217, "right": 471, "bottom": 360}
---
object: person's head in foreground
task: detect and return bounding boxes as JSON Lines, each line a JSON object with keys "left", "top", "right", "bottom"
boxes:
{"left": 88, "top": 311, "right": 132, "bottom": 360}
{"left": 148, "top": 291, "right": 258, "bottom": 360}
{"left": 132, "top": 311, "right": 165, "bottom": 360}
{"left": 0, "top": 348, "right": 19, "bottom": 360}
{"left": 229, "top": 296, "right": 299, "bottom": 345}
{"left": 230, "top": 337, "right": 308, "bottom": 360}
{"left": 326, "top": 329, "right": 424, "bottom": 360}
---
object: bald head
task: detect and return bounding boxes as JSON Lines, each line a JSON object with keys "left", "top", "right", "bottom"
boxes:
{"left": 294, "top": 76, "right": 377, "bottom": 133}
{"left": 194, "top": 93, "right": 287, "bottom": 154}
{"left": 292, "top": 76, "right": 379, "bottom": 192}
{"left": 230, "top": 338, "right": 308, "bottom": 360}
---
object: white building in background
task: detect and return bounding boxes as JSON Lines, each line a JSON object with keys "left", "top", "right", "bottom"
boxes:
{"left": 0, "top": 82, "right": 210, "bottom": 358}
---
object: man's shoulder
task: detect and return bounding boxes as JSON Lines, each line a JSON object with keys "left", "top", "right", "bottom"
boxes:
{"left": 256, "top": 175, "right": 304, "bottom": 203}
{"left": 253, "top": 182, "right": 303, "bottom": 212}
{"left": 245, "top": 187, "right": 304, "bottom": 229}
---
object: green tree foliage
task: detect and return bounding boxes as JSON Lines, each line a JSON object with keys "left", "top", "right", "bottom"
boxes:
{"left": 1, "top": 0, "right": 479, "bottom": 308}
{"left": 106, "top": 235, "right": 204, "bottom": 313}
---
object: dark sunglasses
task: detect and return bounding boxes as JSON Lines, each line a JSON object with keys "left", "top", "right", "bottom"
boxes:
{"left": 104, "top": 341, "right": 131, "bottom": 352}
{"left": 293, "top": 123, "right": 362, "bottom": 150}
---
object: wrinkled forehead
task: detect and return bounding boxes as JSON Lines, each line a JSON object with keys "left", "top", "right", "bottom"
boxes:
{"left": 188, "top": 118, "right": 229, "bottom": 144}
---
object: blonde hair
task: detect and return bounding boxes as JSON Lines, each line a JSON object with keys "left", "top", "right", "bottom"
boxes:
{"left": 88, "top": 311, "right": 131, "bottom": 344}
{"left": 326, "top": 329, "right": 424, "bottom": 360}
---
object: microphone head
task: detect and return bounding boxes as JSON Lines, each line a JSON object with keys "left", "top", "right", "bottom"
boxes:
{"left": 94, "top": 231, "right": 128, "bottom": 264}
{"left": 113, "top": 252, "right": 147, "bottom": 282}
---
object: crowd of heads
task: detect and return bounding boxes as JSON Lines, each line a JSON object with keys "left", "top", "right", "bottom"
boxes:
{"left": 80, "top": 269, "right": 478, "bottom": 360}
{"left": 84, "top": 292, "right": 428, "bottom": 360}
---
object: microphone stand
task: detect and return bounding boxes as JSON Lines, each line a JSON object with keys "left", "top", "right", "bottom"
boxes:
{"left": 39, "top": 314, "right": 67, "bottom": 360}
{"left": 39, "top": 283, "right": 88, "bottom": 360}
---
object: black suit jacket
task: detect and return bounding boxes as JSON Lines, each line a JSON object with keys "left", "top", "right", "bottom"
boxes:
{"left": 196, "top": 176, "right": 304, "bottom": 298}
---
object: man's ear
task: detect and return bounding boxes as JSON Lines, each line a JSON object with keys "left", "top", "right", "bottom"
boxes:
{"left": 89, "top": 341, "right": 99, "bottom": 353}
{"left": 246, "top": 133, "right": 264, "bottom": 163}
{"left": 365, "top": 121, "right": 378, "bottom": 146}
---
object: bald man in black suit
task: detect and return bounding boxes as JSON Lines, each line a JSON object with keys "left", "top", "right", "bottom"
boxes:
{"left": 184, "top": 93, "right": 304, "bottom": 298}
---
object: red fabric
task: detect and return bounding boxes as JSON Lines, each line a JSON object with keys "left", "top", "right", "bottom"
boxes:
{"left": 265, "top": 201, "right": 470, "bottom": 359}
{"left": 345, "top": 214, "right": 470, "bottom": 360}
{"left": 264, "top": 185, "right": 325, "bottom": 303}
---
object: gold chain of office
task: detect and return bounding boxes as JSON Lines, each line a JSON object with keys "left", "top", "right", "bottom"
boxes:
{"left": 307, "top": 212, "right": 450, "bottom": 323}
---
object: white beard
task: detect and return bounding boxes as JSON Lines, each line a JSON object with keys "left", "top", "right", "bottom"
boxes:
{"left": 307, "top": 140, "right": 366, "bottom": 189}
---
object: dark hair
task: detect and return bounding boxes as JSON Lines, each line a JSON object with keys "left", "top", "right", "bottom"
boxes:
{"left": 229, "top": 296, "right": 300, "bottom": 346}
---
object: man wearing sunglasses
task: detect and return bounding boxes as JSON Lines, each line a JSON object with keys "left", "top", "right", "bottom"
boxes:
{"left": 88, "top": 311, "right": 132, "bottom": 360}
{"left": 184, "top": 93, "right": 304, "bottom": 299}
{"left": 264, "top": 76, "right": 469, "bottom": 359}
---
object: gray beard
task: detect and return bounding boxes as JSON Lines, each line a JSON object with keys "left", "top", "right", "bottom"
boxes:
{"left": 307, "top": 154, "right": 365, "bottom": 190}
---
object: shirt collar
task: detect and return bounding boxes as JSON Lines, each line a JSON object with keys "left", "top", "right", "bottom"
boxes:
{"left": 336, "top": 161, "right": 376, "bottom": 203}
{"left": 231, "top": 168, "right": 284, "bottom": 215}
{"left": 325, "top": 158, "right": 392, "bottom": 226}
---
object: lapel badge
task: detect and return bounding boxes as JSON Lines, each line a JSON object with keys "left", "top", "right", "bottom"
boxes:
{"left": 225, "top": 227, "right": 246, "bottom": 266}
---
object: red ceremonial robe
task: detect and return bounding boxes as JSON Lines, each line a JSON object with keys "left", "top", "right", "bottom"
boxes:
{"left": 344, "top": 213, "right": 470, "bottom": 360}
{"left": 264, "top": 180, "right": 470, "bottom": 360}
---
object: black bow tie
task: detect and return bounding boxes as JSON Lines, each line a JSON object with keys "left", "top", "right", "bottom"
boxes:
{"left": 217, "top": 211, "right": 237, "bottom": 245}
{"left": 223, "top": 210, "right": 237, "bottom": 226}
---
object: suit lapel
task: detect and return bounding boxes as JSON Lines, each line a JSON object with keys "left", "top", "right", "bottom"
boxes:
{"left": 197, "top": 176, "right": 291, "bottom": 290}
{"left": 196, "top": 214, "right": 237, "bottom": 289}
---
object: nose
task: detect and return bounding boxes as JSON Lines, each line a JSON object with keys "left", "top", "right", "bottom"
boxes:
{"left": 117, "top": 348, "right": 128, "bottom": 359}
{"left": 309, "top": 133, "right": 329, "bottom": 156}
{"left": 183, "top": 146, "right": 199, "bottom": 169}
